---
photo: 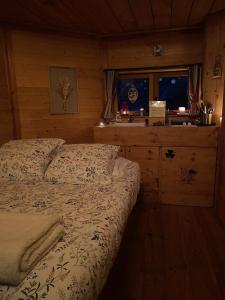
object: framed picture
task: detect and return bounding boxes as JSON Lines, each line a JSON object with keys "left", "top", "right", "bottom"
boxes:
{"left": 212, "top": 55, "right": 222, "bottom": 79}
{"left": 149, "top": 100, "right": 166, "bottom": 118}
{"left": 49, "top": 66, "right": 79, "bottom": 114}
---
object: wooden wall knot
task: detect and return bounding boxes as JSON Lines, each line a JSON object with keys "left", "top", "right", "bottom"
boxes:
{"left": 180, "top": 168, "right": 197, "bottom": 184}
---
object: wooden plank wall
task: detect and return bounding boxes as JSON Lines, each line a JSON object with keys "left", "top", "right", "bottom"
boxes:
{"left": 4, "top": 28, "right": 204, "bottom": 143}
{"left": 10, "top": 30, "right": 104, "bottom": 143}
{"left": 203, "top": 10, "right": 225, "bottom": 120}
{"left": 209, "top": 11, "right": 225, "bottom": 226}
{"left": 103, "top": 29, "right": 203, "bottom": 69}
{"left": 0, "top": 28, "right": 14, "bottom": 144}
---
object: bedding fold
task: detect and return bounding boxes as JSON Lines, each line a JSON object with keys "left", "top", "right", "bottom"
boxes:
{"left": 0, "top": 212, "right": 64, "bottom": 286}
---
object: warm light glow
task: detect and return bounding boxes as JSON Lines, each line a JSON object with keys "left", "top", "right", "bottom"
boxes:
{"left": 99, "top": 121, "right": 105, "bottom": 127}
{"left": 140, "top": 108, "right": 144, "bottom": 116}
{"left": 178, "top": 107, "right": 185, "bottom": 112}
{"left": 220, "top": 116, "right": 222, "bottom": 124}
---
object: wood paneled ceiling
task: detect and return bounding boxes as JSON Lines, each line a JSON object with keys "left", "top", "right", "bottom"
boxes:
{"left": 0, "top": 0, "right": 225, "bottom": 38}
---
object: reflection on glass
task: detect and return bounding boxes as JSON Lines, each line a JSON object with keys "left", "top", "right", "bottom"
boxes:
{"left": 117, "top": 79, "right": 149, "bottom": 114}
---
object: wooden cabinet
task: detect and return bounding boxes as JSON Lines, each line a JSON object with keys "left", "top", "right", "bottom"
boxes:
{"left": 160, "top": 147, "right": 217, "bottom": 206}
{"left": 125, "top": 146, "right": 160, "bottom": 202}
{"left": 94, "top": 126, "right": 218, "bottom": 207}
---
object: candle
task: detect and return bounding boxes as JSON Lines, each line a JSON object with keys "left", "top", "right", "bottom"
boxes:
{"left": 178, "top": 107, "right": 185, "bottom": 112}
{"left": 140, "top": 108, "right": 144, "bottom": 116}
{"left": 99, "top": 121, "right": 105, "bottom": 127}
{"left": 121, "top": 101, "right": 128, "bottom": 115}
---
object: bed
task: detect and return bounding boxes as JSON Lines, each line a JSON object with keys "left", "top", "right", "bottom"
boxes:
{"left": 0, "top": 139, "right": 140, "bottom": 300}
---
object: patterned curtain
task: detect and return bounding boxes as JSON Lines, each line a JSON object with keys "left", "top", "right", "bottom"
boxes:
{"left": 188, "top": 64, "right": 202, "bottom": 115}
{"left": 103, "top": 70, "right": 117, "bottom": 122}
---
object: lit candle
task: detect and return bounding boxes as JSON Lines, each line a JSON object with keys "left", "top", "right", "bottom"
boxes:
{"left": 178, "top": 107, "right": 185, "bottom": 112}
{"left": 140, "top": 108, "right": 144, "bottom": 116}
{"left": 99, "top": 121, "right": 105, "bottom": 127}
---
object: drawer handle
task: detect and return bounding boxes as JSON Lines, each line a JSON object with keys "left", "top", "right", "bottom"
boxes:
{"left": 165, "top": 149, "right": 175, "bottom": 158}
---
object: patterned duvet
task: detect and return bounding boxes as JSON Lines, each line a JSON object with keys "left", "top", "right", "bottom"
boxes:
{"left": 0, "top": 161, "right": 140, "bottom": 300}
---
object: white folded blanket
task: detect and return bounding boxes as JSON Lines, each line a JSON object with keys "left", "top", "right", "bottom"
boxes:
{"left": 0, "top": 212, "right": 65, "bottom": 286}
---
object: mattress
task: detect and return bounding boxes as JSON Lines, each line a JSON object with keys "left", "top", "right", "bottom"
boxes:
{"left": 0, "top": 160, "right": 140, "bottom": 300}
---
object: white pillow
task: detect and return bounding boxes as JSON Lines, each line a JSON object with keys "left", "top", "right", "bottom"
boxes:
{"left": 0, "top": 138, "right": 65, "bottom": 181}
{"left": 45, "top": 144, "right": 120, "bottom": 184}
{"left": 112, "top": 157, "right": 137, "bottom": 178}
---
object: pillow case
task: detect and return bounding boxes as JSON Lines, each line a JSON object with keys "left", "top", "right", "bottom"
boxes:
{"left": 112, "top": 157, "right": 137, "bottom": 178}
{"left": 45, "top": 143, "right": 120, "bottom": 184}
{"left": 0, "top": 138, "right": 65, "bottom": 181}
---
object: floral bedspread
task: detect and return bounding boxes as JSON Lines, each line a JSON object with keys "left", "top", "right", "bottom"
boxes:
{"left": 0, "top": 162, "right": 140, "bottom": 300}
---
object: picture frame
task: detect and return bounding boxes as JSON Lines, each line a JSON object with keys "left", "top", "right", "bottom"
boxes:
{"left": 212, "top": 55, "right": 222, "bottom": 79}
{"left": 49, "top": 66, "right": 79, "bottom": 114}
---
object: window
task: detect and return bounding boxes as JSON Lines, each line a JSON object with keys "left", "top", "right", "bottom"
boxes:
{"left": 116, "top": 69, "right": 189, "bottom": 114}
{"left": 154, "top": 72, "right": 189, "bottom": 111}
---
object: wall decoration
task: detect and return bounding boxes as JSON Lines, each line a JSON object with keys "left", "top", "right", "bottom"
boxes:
{"left": 153, "top": 44, "right": 163, "bottom": 56}
{"left": 49, "top": 66, "right": 78, "bottom": 114}
{"left": 212, "top": 55, "right": 222, "bottom": 79}
{"left": 128, "top": 84, "right": 138, "bottom": 103}
{"left": 149, "top": 100, "right": 166, "bottom": 118}
{"left": 117, "top": 78, "right": 149, "bottom": 114}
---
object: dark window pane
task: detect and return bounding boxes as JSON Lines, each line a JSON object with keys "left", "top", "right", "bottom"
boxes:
{"left": 158, "top": 76, "right": 189, "bottom": 110}
{"left": 117, "top": 79, "right": 149, "bottom": 113}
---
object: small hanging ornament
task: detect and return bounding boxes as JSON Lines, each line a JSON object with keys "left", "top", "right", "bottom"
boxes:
{"left": 153, "top": 44, "right": 163, "bottom": 56}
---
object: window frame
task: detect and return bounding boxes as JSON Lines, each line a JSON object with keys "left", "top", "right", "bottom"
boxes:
{"left": 116, "top": 69, "right": 189, "bottom": 113}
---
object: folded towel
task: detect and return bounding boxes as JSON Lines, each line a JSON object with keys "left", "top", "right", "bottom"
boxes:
{"left": 0, "top": 212, "right": 65, "bottom": 286}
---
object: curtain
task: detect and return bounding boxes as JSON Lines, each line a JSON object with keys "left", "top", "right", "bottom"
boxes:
{"left": 188, "top": 64, "right": 202, "bottom": 115}
{"left": 103, "top": 70, "right": 117, "bottom": 122}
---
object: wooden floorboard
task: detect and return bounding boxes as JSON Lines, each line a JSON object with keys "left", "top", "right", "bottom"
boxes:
{"left": 98, "top": 201, "right": 225, "bottom": 300}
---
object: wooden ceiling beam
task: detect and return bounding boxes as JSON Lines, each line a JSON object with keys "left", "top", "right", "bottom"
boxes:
{"left": 0, "top": 21, "right": 99, "bottom": 40}
{"left": 0, "top": 0, "right": 223, "bottom": 38}
{"left": 149, "top": 0, "right": 156, "bottom": 27}
{"left": 127, "top": 0, "right": 140, "bottom": 29}
{"left": 170, "top": 0, "right": 173, "bottom": 27}
{"left": 151, "top": 0, "right": 173, "bottom": 29}
{"left": 187, "top": 0, "right": 196, "bottom": 25}
{"left": 84, "top": 0, "right": 123, "bottom": 34}
{"left": 188, "top": 0, "right": 215, "bottom": 25}
{"left": 104, "top": 0, "right": 138, "bottom": 32}
{"left": 210, "top": 0, "right": 225, "bottom": 13}
{"left": 128, "top": 0, "right": 154, "bottom": 30}
{"left": 171, "top": 0, "right": 194, "bottom": 27}
{"left": 101, "top": 25, "right": 203, "bottom": 40}
{"left": 104, "top": 0, "right": 125, "bottom": 32}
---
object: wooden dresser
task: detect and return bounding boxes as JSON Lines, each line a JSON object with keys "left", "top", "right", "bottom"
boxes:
{"left": 94, "top": 126, "right": 218, "bottom": 207}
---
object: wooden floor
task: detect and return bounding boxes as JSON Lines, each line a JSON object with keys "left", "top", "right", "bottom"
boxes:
{"left": 99, "top": 200, "right": 225, "bottom": 300}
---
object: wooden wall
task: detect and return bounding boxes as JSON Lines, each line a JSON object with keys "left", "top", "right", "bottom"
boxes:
{"left": 209, "top": 12, "right": 225, "bottom": 225}
{"left": 103, "top": 29, "right": 203, "bottom": 69}
{"left": 0, "top": 28, "right": 14, "bottom": 144}
{"left": 10, "top": 30, "right": 104, "bottom": 143}
{"left": 203, "top": 11, "right": 225, "bottom": 119}
{"left": 1, "top": 28, "right": 204, "bottom": 143}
